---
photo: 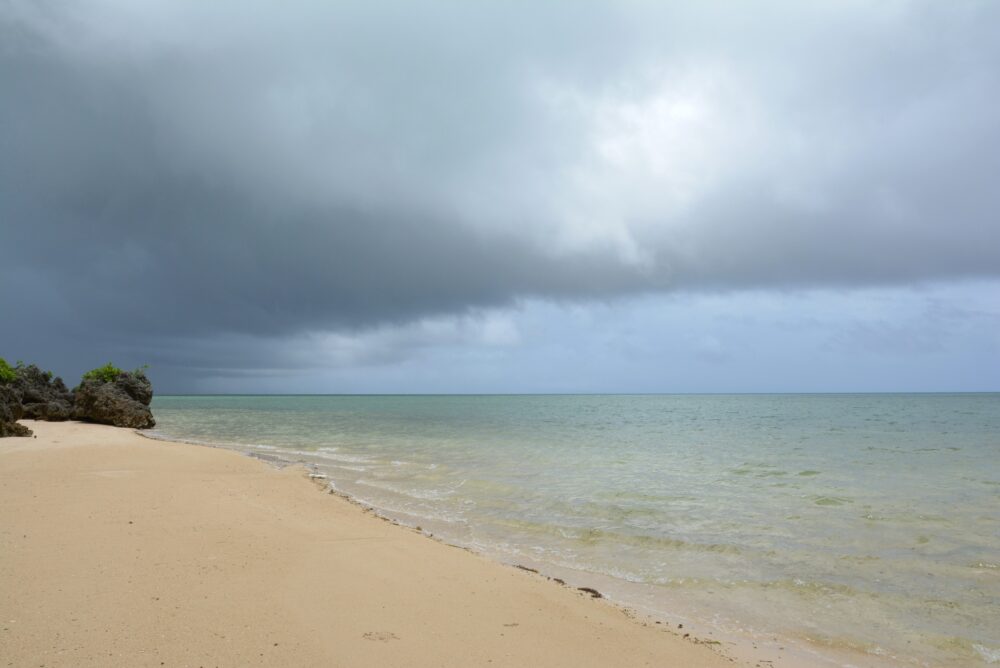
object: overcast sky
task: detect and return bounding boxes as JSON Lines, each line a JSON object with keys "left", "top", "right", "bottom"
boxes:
{"left": 2, "top": 0, "right": 997, "bottom": 393}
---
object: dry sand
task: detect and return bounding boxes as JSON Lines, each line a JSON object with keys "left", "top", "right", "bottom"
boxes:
{"left": 0, "top": 420, "right": 742, "bottom": 667}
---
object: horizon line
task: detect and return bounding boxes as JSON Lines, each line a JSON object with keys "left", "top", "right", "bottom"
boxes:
{"left": 154, "top": 390, "right": 999, "bottom": 397}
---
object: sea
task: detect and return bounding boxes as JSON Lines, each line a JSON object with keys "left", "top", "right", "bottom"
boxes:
{"left": 148, "top": 393, "right": 1000, "bottom": 667}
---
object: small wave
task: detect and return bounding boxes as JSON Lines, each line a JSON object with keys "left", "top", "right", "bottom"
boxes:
{"left": 269, "top": 448, "right": 326, "bottom": 458}
{"left": 337, "top": 490, "right": 467, "bottom": 526}
{"left": 354, "top": 478, "right": 457, "bottom": 501}
{"left": 974, "top": 644, "right": 1000, "bottom": 664}
{"left": 464, "top": 540, "right": 650, "bottom": 584}
{"left": 143, "top": 431, "right": 288, "bottom": 454}
{"left": 310, "top": 451, "right": 373, "bottom": 464}
{"left": 495, "top": 519, "right": 744, "bottom": 556}
{"left": 970, "top": 562, "right": 999, "bottom": 570}
{"left": 812, "top": 496, "right": 852, "bottom": 506}
{"left": 762, "top": 577, "right": 867, "bottom": 600}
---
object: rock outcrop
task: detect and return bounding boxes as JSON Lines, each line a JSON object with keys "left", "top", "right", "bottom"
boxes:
{"left": 13, "top": 364, "right": 74, "bottom": 421}
{"left": 73, "top": 370, "right": 155, "bottom": 429}
{"left": 0, "top": 385, "right": 32, "bottom": 437}
{"left": 0, "top": 360, "right": 156, "bottom": 436}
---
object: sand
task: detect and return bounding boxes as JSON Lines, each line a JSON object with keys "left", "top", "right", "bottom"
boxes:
{"left": 0, "top": 420, "right": 742, "bottom": 667}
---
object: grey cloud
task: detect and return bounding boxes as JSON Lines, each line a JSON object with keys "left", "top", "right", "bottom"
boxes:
{"left": 2, "top": 1, "right": 999, "bottom": 383}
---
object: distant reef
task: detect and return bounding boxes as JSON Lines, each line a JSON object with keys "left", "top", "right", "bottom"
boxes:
{"left": 0, "top": 360, "right": 155, "bottom": 437}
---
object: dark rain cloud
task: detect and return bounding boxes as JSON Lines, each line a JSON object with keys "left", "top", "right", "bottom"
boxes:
{"left": 2, "top": 1, "right": 999, "bottom": 384}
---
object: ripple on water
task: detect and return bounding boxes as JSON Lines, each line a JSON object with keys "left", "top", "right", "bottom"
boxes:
{"left": 813, "top": 496, "right": 853, "bottom": 506}
{"left": 969, "top": 562, "right": 999, "bottom": 571}
{"left": 352, "top": 478, "right": 460, "bottom": 501}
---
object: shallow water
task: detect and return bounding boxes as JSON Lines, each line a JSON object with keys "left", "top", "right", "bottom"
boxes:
{"left": 150, "top": 393, "right": 1000, "bottom": 666}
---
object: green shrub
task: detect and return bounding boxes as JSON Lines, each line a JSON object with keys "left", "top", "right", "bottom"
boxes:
{"left": 82, "top": 362, "right": 123, "bottom": 384}
{"left": 0, "top": 358, "right": 14, "bottom": 384}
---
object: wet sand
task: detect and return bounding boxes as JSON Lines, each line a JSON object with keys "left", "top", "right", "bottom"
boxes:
{"left": 0, "top": 420, "right": 741, "bottom": 667}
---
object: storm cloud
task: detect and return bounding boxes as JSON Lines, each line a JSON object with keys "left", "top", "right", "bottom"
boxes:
{"left": 2, "top": 1, "right": 998, "bottom": 389}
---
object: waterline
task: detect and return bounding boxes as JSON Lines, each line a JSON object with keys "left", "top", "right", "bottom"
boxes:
{"left": 150, "top": 393, "right": 1000, "bottom": 666}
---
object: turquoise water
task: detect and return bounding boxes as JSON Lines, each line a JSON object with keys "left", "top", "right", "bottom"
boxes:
{"left": 150, "top": 394, "right": 1000, "bottom": 666}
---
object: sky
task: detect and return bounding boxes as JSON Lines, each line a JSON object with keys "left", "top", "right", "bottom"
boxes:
{"left": 1, "top": 0, "right": 998, "bottom": 394}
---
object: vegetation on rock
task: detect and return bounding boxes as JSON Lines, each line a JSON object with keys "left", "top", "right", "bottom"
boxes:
{"left": 81, "top": 362, "right": 124, "bottom": 384}
{"left": 0, "top": 357, "right": 15, "bottom": 384}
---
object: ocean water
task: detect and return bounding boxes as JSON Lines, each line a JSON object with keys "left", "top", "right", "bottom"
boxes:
{"left": 149, "top": 394, "right": 1000, "bottom": 666}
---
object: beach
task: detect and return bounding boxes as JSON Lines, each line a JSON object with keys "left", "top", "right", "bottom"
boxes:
{"left": 1, "top": 420, "right": 740, "bottom": 667}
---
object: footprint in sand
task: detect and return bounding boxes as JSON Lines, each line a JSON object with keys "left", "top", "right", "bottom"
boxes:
{"left": 362, "top": 631, "right": 399, "bottom": 642}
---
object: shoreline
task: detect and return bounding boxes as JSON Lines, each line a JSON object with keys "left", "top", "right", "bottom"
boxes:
{"left": 2, "top": 420, "right": 748, "bottom": 667}
{"left": 138, "top": 425, "right": 906, "bottom": 668}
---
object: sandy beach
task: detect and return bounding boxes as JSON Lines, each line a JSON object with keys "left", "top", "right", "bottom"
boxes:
{"left": 0, "top": 421, "right": 741, "bottom": 667}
